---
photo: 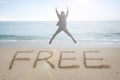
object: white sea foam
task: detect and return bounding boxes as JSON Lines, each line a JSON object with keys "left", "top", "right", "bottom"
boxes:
{"left": 0, "top": 21, "right": 120, "bottom": 47}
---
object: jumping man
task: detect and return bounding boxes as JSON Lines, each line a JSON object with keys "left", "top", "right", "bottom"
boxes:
{"left": 49, "top": 7, "right": 77, "bottom": 44}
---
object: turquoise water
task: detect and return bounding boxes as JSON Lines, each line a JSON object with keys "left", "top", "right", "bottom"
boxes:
{"left": 0, "top": 21, "right": 120, "bottom": 42}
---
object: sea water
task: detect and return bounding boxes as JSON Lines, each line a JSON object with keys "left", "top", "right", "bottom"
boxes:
{"left": 0, "top": 21, "right": 120, "bottom": 43}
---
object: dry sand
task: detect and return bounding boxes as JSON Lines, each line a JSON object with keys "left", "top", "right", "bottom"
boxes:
{"left": 0, "top": 48, "right": 120, "bottom": 80}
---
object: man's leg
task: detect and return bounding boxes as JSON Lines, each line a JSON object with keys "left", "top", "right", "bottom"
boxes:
{"left": 63, "top": 28, "right": 77, "bottom": 43}
{"left": 49, "top": 28, "right": 61, "bottom": 44}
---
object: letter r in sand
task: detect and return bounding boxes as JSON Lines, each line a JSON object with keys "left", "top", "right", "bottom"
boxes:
{"left": 33, "top": 51, "right": 54, "bottom": 69}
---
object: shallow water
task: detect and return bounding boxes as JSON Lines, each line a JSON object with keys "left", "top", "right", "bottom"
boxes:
{"left": 0, "top": 21, "right": 120, "bottom": 43}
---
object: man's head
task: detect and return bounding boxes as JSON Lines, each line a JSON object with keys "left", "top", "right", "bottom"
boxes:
{"left": 61, "top": 11, "right": 65, "bottom": 15}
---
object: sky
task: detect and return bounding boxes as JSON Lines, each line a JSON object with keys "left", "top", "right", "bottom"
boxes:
{"left": 0, "top": 0, "right": 120, "bottom": 21}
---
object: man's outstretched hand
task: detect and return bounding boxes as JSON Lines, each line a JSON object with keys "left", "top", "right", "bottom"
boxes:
{"left": 55, "top": 7, "right": 57, "bottom": 11}
{"left": 67, "top": 7, "right": 69, "bottom": 10}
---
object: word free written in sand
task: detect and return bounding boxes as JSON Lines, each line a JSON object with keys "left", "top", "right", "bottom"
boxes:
{"left": 9, "top": 50, "right": 111, "bottom": 70}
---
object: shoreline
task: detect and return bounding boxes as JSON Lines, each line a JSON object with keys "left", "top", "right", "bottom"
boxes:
{"left": 0, "top": 40, "right": 120, "bottom": 48}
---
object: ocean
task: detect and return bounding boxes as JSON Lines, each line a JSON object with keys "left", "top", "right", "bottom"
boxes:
{"left": 0, "top": 21, "right": 120, "bottom": 43}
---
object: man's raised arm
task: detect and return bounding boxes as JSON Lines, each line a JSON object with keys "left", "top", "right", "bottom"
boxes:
{"left": 66, "top": 7, "right": 69, "bottom": 18}
{"left": 56, "top": 8, "right": 60, "bottom": 17}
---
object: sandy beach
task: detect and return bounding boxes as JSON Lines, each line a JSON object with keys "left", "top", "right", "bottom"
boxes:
{"left": 0, "top": 47, "right": 120, "bottom": 80}
{"left": 0, "top": 0, "right": 120, "bottom": 79}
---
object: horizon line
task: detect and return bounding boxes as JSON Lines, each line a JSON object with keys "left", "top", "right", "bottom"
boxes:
{"left": 0, "top": 20, "right": 120, "bottom": 22}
